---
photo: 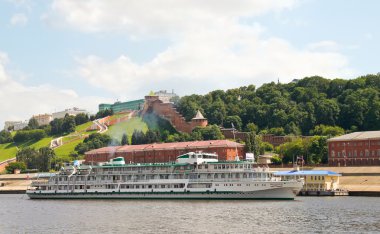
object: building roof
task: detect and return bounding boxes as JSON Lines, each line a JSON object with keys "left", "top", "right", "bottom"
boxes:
{"left": 274, "top": 170, "right": 341, "bottom": 176}
{"left": 85, "top": 140, "right": 243, "bottom": 155}
{"left": 192, "top": 110, "right": 206, "bottom": 120}
{"left": 327, "top": 131, "right": 380, "bottom": 142}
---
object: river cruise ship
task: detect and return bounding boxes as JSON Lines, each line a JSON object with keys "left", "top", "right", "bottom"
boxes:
{"left": 27, "top": 152, "right": 303, "bottom": 200}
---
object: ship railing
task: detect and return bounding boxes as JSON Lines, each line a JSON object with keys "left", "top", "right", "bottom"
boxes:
{"left": 31, "top": 181, "right": 49, "bottom": 186}
{"left": 188, "top": 178, "right": 271, "bottom": 183}
{"left": 104, "top": 169, "right": 174, "bottom": 175}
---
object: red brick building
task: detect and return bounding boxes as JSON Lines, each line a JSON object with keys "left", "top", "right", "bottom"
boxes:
{"left": 328, "top": 131, "right": 380, "bottom": 166}
{"left": 84, "top": 140, "right": 245, "bottom": 164}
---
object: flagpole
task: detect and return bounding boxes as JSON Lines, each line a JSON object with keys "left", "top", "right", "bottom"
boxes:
{"left": 231, "top": 123, "right": 238, "bottom": 161}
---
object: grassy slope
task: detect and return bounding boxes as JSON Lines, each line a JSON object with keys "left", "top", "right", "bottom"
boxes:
{"left": 0, "top": 118, "right": 149, "bottom": 162}
{"left": 0, "top": 143, "right": 18, "bottom": 161}
{"left": 0, "top": 121, "right": 95, "bottom": 162}
{"left": 54, "top": 137, "right": 84, "bottom": 159}
{"left": 75, "top": 121, "right": 93, "bottom": 133}
{"left": 54, "top": 121, "right": 95, "bottom": 158}
{"left": 106, "top": 117, "right": 148, "bottom": 142}
{"left": 0, "top": 137, "right": 54, "bottom": 162}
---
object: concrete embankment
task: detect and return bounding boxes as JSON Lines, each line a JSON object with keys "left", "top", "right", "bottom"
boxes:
{"left": 0, "top": 174, "right": 34, "bottom": 194}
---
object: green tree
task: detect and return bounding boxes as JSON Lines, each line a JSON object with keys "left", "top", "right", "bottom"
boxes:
{"left": 304, "top": 136, "right": 328, "bottom": 164}
{"left": 192, "top": 125, "right": 224, "bottom": 141}
{"left": 271, "top": 155, "right": 282, "bottom": 165}
{"left": 75, "top": 133, "right": 112, "bottom": 154}
{"left": 50, "top": 118, "right": 64, "bottom": 135}
{"left": 0, "top": 130, "right": 13, "bottom": 143}
{"left": 223, "top": 115, "right": 242, "bottom": 131}
{"left": 311, "top": 125, "right": 344, "bottom": 137}
{"left": 268, "top": 127, "right": 285, "bottom": 136}
{"left": 38, "top": 147, "right": 55, "bottom": 172}
{"left": 28, "top": 118, "right": 39, "bottom": 129}
{"left": 62, "top": 115, "right": 76, "bottom": 134}
{"left": 244, "top": 132, "right": 263, "bottom": 157}
{"left": 16, "top": 147, "right": 39, "bottom": 169}
{"left": 276, "top": 139, "right": 305, "bottom": 164}
{"left": 131, "top": 130, "right": 146, "bottom": 145}
{"left": 121, "top": 133, "right": 129, "bottom": 145}
{"left": 5, "top": 162, "right": 26, "bottom": 174}
{"left": 245, "top": 123, "right": 258, "bottom": 133}
{"left": 75, "top": 113, "right": 90, "bottom": 125}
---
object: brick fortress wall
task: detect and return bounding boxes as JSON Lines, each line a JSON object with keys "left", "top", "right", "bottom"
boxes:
{"left": 142, "top": 95, "right": 207, "bottom": 133}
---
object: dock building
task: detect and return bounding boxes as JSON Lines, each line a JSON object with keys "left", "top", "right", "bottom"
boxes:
{"left": 274, "top": 170, "right": 341, "bottom": 195}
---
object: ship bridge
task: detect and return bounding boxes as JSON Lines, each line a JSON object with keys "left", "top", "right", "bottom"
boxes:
{"left": 176, "top": 152, "right": 218, "bottom": 164}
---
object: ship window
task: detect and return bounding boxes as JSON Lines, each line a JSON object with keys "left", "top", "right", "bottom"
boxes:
{"left": 214, "top": 174, "right": 219, "bottom": 179}
{"left": 161, "top": 185, "right": 165, "bottom": 188}
{"left": 136, "top": 185, "right": 139, "bottom": 189}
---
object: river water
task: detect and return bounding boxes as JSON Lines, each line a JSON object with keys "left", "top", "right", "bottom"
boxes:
{"left": 0, "top": 195, "right": 379, "bottom": 233}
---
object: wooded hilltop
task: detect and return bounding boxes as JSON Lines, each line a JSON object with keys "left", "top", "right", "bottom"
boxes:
{"left": 176, "top": 74, "right": 380, "bottom": 135}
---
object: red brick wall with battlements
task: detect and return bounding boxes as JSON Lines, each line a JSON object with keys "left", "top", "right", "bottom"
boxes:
{"left": 143, "top": 96, "right": 207, "bottom": 133}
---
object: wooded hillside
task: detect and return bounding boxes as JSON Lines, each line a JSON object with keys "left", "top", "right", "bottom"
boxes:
{"left": 177, "top": 74, "right": 380, "bottom": 135}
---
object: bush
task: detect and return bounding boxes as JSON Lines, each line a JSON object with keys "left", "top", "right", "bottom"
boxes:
{"left": 5, "top": 162, "right": 26, "bottom": 174}
{"left": 13, "top": 129, "right": 46, "bottom": 143}
{"left": 0, "top": 130, "right": 13, "bottom": 144}
{"left": 271, "top": 155, "right": 282, "bottom": 165}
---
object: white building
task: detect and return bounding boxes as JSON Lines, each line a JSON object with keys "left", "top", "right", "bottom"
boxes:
{"left": 154, "top": 90, "right": 178, "bottom": 103}
{"left": 14, "top": 121, "right": 28, "bottom": 131}
{"left": 32, "top": 114, "right": 53, "bottom": 126}
{"left": 4, "top": 121, "right": 22, "bottom": 131}
{"left": 52, "top": 107, "right": 88, "bottom": 119}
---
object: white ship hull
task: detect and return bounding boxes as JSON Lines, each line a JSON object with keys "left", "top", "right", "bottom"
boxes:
{"left": 27, "top": 187, "right": 298, "bottom": 200}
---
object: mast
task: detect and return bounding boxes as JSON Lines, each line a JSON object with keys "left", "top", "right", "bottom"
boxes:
{"left": 232, "top": 123, "right": 239, "bottom": 161}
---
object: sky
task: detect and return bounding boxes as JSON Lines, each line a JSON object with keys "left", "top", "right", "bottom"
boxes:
{"left": 0, "top": 0, "right": 379, "bottom": 127}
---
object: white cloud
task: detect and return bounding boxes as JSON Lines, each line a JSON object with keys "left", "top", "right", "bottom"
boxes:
{"left": 46, "top": 0, "right": 297, "bottom": 35}
{"left": 10, "top": 13, "right": 28, "bottom": 26}
{"left": 308, "top": 41, "right": 339, "bottom": 52}
{"left": 0, "top": 52, "right": 111, "bottom": 128}
{"left": 78, "top": 25, "right": 354, "bottom": 97}
{"left": 47, "top": 0, "right": 354, "bottom": 98}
